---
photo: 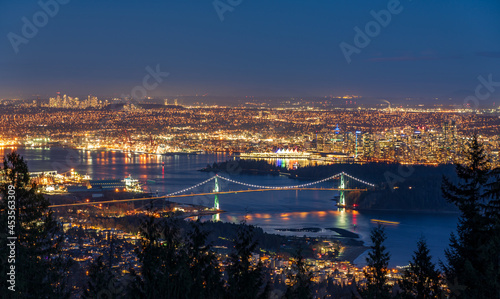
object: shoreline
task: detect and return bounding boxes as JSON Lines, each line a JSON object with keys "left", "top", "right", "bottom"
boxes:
{"left": 271, "top": 226, "right": 368, "bottom": 263}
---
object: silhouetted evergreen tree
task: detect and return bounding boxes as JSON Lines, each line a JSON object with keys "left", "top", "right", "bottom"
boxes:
{"left": 441, "top": 135, "right": 499, "bottom": 297}
{"left": 483, "top": 165, "right": 500, "bottom": 297}
{"left": 226, "top": 224, "right": 269, "bottom": 299}
{"left": 400, "top": 237, "right": 442, "bottom": 298}
{"left": 129, "top": 213, "right": 185, "bottom": 298}
{"left": 82, "top": 256, "right": 116, "bottom": 299}
{"left": 184, "top": 220, "right": 225, "bottom": 299}
{"left": 0, "top": 151, "right": 72, "bottom": 298}
{"left": 283, "top": 247, "right": 313, "bottom": 299}
{"left": 361, "top": 224, "right": 391, "bottom": 299}
{"left": 130, "top": 214, "right": 227, "bottom": 299}
{"left": 485, "top": 166, "right": 500, "bottom": 214}
{"left": 83, "top": 232, "right": 125, "bottom": 299}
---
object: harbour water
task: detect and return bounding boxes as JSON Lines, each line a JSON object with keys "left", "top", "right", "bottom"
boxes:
{"left": 1, "top": 147, "right": 458, "bottom": 267}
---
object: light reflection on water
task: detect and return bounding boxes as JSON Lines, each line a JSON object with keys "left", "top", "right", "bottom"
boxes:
{"left": 252, "top": 157, "right": 330, "bottom": 170}
{"left": 1, "top": 147, "right": 458, "bottom": 267}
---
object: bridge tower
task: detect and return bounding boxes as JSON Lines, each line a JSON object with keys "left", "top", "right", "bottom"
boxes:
{"left": 214, "top": 176, "right": 220, "bottom": 210}
{"left": 339, "top": 172, "right": 346, "bottom": 206}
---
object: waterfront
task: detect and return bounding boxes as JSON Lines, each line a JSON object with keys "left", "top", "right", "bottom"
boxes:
{"left": 1, "top": 146, "right": 458, "bottom": 267}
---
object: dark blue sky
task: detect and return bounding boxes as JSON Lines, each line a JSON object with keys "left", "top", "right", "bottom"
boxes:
{"left": 1, "top": 0, "right": 500, "bottom": 102}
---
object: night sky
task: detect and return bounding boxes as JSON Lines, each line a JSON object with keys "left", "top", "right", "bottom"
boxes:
{"left": 1, "top": 0, "right": 500, "bottom": 103}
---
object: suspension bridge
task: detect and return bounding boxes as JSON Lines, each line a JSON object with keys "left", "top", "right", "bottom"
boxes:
{"left": 49, "top": 172, "right": 376, "bottom": 210}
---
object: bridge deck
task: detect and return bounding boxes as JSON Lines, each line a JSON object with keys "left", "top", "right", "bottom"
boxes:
{"left": 48, "top": 187, "right": 367, "bottom": 208}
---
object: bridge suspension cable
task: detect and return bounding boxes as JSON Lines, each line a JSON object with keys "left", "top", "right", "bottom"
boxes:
{"left": 158, "top": 172, "right": 374, "bottom": 198}
{"left": 341, "top": 172, "right": 375, "bottom": 187}
{"left": 165, "top": 176, "right": 217, "bottom": 196}
{"left": 216, "top": 172, "right": 349, "bottom": 189}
